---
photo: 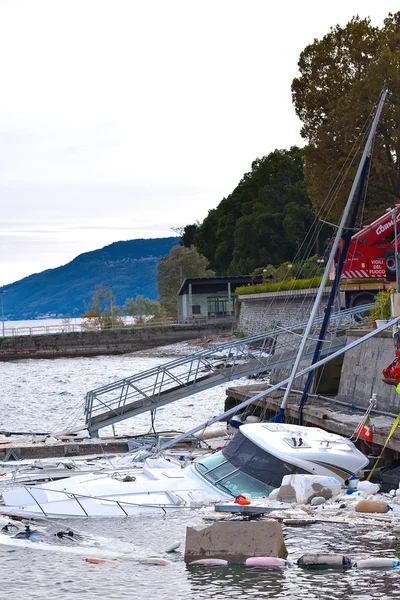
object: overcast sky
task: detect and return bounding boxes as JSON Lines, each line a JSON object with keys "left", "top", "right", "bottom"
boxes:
{"left": 0, "top": 0, "right": 399, "bottom": 286}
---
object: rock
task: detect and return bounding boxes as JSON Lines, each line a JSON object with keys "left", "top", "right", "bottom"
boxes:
{"left": 184, "top": 520, "right": 287, "bottom": 564}
{"left": 276, "top": 475, "right": 341, "bottom": 504}
{"left": 355, "top": 500, "right": 389, "bottom": 514}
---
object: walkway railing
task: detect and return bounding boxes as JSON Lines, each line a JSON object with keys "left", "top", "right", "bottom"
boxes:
{"left": 1, "top": 315, "right": 236, "bottom": 337}
{"left": 83, "top": 304, "right": 371, "bottom": 436}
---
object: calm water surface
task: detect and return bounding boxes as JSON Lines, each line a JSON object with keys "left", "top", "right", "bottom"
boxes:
{"left": 1, "top": 336, "right": 400, "bottom": 599}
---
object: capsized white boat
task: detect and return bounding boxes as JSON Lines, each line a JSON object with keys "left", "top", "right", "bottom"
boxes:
{"left": 0, "top": 457, "right": 137, "bottom": 491}
{"left": 0, "top": 423, "right": 368, "bottom": 518}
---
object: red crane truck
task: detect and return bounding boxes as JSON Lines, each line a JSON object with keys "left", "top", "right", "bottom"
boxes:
{"left": 334, "top": 206, "right": 400, "bottom": 310}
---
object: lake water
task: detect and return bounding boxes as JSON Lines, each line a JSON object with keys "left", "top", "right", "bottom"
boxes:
{"left": 1, "top": 325, "right": 400, "bottom": 599}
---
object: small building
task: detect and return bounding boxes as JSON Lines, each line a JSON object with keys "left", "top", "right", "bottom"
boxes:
{"left": 177, "top": 276, "right": 260, "bottom": 323}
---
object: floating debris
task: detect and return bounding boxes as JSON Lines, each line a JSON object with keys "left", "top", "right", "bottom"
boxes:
{"left": 298, "top": 554, "right": 352, "bottom": 569}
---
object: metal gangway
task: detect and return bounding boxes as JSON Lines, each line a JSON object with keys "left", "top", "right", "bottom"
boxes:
{"left": 84, "top": 305, "right": 371, "bottom": 436}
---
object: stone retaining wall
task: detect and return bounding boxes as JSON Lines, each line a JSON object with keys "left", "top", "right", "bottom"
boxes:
{"left": 237, "top": 288, "right": 330, "bottom": 335}
{"left": 337, "top": 329, "right": 400, "bottom": 413}
{"left": 0, "top": 323, "right": 232, "bottom": 361}
{"left": 245, "top": 328, "right": 399, "bottom": 415}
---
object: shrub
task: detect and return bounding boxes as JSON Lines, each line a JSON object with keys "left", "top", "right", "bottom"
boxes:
{"left": 368, "top": 290, "right": 393, "bottom": 322}
{"left": 236, "top": 277, "right": 323, "bottom": 295}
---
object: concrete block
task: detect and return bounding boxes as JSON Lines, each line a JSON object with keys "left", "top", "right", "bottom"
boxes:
{"left": 184, "top": 520, "right": 287, "bottom": 564}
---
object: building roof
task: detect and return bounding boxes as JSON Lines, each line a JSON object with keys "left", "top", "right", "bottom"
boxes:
{"left": 178, "top": 275, "right": 261, "bottom": 296}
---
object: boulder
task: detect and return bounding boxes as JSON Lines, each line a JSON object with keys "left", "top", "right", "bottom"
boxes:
{"left": 184, "top": 520, "right": 287, "bottom": 564}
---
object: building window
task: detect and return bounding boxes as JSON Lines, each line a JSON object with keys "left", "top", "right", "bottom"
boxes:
{"left": 192, "top": 305, "right": 201, "bottom": 315}
{"left": 207, "top": 296, "right": 229, "bottom": 315}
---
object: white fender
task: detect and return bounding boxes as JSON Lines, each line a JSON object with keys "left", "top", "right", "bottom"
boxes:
{"left": 354, "top": 558, "right": 400, "bottom": 569}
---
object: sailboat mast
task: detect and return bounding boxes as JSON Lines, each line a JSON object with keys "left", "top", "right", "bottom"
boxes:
{"left": 277, "top": 88, "right": 387, "bottom": 419}
{"left": 298, "top": 155, "right": 370, "bottom": 424}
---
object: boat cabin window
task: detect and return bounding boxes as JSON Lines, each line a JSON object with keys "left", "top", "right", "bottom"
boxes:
{"left": 221, "top": 431, "right": 308, "bottom": 489}
{"left": 196, "top": 454, "right": 234, "bottom": 483}
{"left": 196, "top": 452, "right": 273, "bottom": 497}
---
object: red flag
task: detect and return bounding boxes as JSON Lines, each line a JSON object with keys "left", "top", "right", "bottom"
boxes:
{"left": 357, "top": 416, "right": 373, "bottom": 442}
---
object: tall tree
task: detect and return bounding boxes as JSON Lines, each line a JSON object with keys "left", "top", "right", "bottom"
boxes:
{"left": 180, "top": 223, "right": 199, "bottom": 248}
{"left": 292, "top": 12, "right": 400, "bottom": 222}
{"left": 195, "top": 147, "right": 315, "bottom": 274}
{"left": 157, "top": 246, "right": 215, "bottom": 316}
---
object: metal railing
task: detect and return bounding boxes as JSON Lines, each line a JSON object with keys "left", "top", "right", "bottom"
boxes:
{"left": 1, "top": 315, "right": 236, "bottom": 338}
{"left": 14, "top": 484, "right": 186, "bottom": 517}
{"left": 84, "top": 304, "right": 371, "bottom": 436}
{"left": 2, "top": 323, "right": 84, "bottom": 337}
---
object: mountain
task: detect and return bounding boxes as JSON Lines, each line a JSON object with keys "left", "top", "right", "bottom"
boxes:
{"left": 2, "top": 237, "right": 180, "bottom": 320}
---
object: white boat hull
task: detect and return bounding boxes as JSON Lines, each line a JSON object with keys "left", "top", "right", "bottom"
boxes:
{"left": 0, "top": 459, "right": 231, "bottom": 518}
{"left": 0, "top": 424, "right": 369, "bottom": 519}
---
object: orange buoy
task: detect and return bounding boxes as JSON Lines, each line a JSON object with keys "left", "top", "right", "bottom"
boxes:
{"left": 234, "top": 494, "right": 251, "bottom": 506}
{"left": 86, "top": 557, "right": 121, "bottom": 565}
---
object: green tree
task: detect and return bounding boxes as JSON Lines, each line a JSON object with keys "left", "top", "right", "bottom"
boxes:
{"left": 172, "top": 222, "right": 199, "bottom": 248}
{"left": 124, "top": 295, "right": 167, "bottom": 323}
{"left": 195, "top": 147, "right": 316, "bottom": 274}
{"left": 291, "top": 12, "right": 400, "bottom": 222}
{"left": 81, "top": 285, "right": 124, "bottom": 329}
{"left": 253, "top": 255, "right": 325, "bottom": 284}
{"left": 180, "top": 223, "right": 199, "bottom": 248}
{"left": 157, "top": 246, "right": 215, "bottom": 317}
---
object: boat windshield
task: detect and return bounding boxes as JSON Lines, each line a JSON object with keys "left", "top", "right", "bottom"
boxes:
{"left": 222, "top": 430, "right": 308, "bottom": 489}
{"left": 196, "top": 452, "right": 274, "bottom": 497}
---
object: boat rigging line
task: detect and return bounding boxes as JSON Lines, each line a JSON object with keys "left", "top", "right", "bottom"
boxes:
{"left": 276, "top": 88, "right": 388, "bottom": 424}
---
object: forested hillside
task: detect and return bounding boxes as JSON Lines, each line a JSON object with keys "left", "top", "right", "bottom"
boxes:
{"left": 3, "top": 237, "right": 179, "bottom": 319}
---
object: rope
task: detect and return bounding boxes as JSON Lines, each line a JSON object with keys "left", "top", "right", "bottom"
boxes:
{"left": 366, "top": 414, "right": 400, "bottom": 481}
{"left": 350, "top": 395, "right": 377, "bottom": 442}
